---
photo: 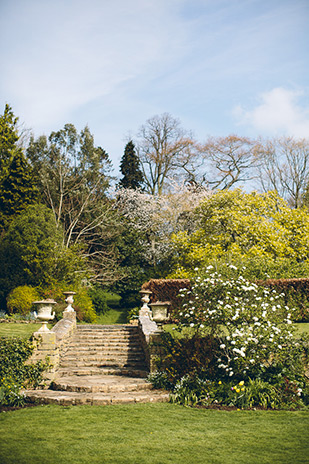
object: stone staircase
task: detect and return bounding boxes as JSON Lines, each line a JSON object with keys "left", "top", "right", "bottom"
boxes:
{"left": 24, "top": 324, "right": 169, "bottom": 405}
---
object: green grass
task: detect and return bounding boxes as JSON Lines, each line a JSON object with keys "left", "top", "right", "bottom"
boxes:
{"left": 92, "top": 292, "right": 127, "bottom": 324}
{"left": 95, "top": 308, "right": 128, "bottom": 325}
{"left": 0, "top": 403, "right": 308, "bottom": 464}
{"left": 164, "top": 323, "right": 309, "bottom": 337}
{"left": 0, "top": 323, "right": 52, "bottom": 339}
{"left": 294, "top": 322, "right": 309, "bottom": 335}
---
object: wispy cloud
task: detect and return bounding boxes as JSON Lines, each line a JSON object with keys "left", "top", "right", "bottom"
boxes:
{"left": 0, "top": 0, "right": 187, "bottom": 131}
{"left": 233, "top": 87, "right": 309, "bottom": 138}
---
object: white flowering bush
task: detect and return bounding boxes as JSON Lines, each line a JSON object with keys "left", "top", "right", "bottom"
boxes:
{"left": 175, "top": 265, "right": 304, "bottom": 381}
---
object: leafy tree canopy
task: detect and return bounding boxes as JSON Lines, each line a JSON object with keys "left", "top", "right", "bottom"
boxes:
{"left": 170, "top": 189, "right": 309, "bottom": 279}
{"left": 26, "top": 124, "right": 122, "bottom": 284}
{"left": 0, "top": 203, "right": 84, "bottom": 307}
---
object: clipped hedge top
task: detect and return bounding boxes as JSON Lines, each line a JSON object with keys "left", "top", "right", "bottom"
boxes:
{"left": 258, "top": 278, "right": 309, "bottom": 290}
{"left": 141, "top": 279, "right": 191, "bottom": 309}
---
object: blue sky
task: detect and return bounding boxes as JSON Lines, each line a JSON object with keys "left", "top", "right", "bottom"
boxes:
{"left": 0, "top": 0, "right": 308, "bottom": 175}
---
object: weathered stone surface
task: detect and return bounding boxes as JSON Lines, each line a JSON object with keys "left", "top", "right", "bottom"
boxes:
{"left": 23, "top": 388, "right": 170, "bottom": 405}
{"left": 24, "top": 323, "right": 169, "bottom": 406}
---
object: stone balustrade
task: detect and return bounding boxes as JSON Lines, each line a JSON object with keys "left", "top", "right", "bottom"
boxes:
{"left": 138, "top": 313, "right": 164, "bottom": 374}
{"left": 30, "top": 311, "right": 77, "bottom": 386}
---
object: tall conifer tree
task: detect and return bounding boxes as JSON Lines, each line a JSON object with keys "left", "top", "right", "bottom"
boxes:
{"left": 0, "top": 150, "right": 38, "bottom": 233}
{"left": 119, "top": 140, "right": 144, "bottom": 189}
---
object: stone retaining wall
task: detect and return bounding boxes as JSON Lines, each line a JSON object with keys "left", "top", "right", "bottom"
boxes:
{"left": 138, "top": 315, "right": 164, "bottom": 373}
{"left": 30, "top": 312, "right": 76, "bottom": 386}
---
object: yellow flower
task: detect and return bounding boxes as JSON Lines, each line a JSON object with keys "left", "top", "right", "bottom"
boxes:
{"left": 241, "top": 387, "right": 245, "bottom": 391}
{"left": 239, "top": 381, "right": 244, "bottom": 386}
{"left": 236, "top": 389, "right": 240, "bottom": 393}
{"left": 218, "top": 381, "right": 222, "bottom": 385}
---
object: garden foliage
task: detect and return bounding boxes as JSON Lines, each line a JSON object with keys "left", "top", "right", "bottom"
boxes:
{"left": 170, "top": 189, "right": 309, "bottom": 281}
{"left": 6, "top": 286, "right": 39, "bottom": 315}
{"left": 150, "top": 265, "right": 309, "bottom": 409}
{"left": 0, "top": 336, "right": 49, "bottom": 407}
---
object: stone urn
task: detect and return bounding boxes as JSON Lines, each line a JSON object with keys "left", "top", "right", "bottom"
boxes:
{"left": 33, "top": 299, "right": 57, "bottom": 332}
{"left": 139, "top": 290, "right": 152, "bottom": 317}
{"left": 63, "top": 291, "right": 76, "bottom": 313}
{"left": 149, "top": 301, "right": 171, "bottom": 329}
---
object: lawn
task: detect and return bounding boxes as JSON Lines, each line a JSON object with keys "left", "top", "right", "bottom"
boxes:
{"left": 0, "top": 403, "right": 308, "bottom": 464}
{"left": 95, "top": 308, "right": 128, "bottom": 325}
{"left": 164, "top": 322, "right": 309, "bottom": 337}
{"left": 0, "top": 323, "right": 52, "bottom": 338}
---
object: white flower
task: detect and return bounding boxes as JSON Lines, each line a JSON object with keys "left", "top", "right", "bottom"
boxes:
{"left": 220, "top": 344, "right": 226, "bottom": 349}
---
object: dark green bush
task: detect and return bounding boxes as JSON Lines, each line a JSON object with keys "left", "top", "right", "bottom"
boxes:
{"left": 0, "top": 336, "right": 49, "bottom": 407}
{"left": 89, "top": 287, "right": 108, "bottom": 314}
{"left": 154, "top": 332, "right": 219, "bottom": 385}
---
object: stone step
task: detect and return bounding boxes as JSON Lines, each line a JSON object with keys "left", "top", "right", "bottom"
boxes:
{"left": 71, "top": 338, "right": 141, "bottom": 345}
{"left": 61, "top": 353, "right": 145, "bottom": 361}
{"left": 69, "top": 340, "right": 141, "bottom": 346}
{"left": 75, "top": 330, "right": 139, "bottom": 334}
{"left": 57, "top": 367, "right": 149, "bottom": 378}
{"left": 62, "top": 348, "right": 144, "bottom": 356}
{"left": 23, "top": 389, "right": 170, "bottom": 406}
{"left": 76, "top": 327, "right": 139, "bottom": 334}
{"left": 50, "top": 375, "right": 153, "bottom": 393}
{"left": 76, "top": 324, "right": 137, "bottom": 329}
{"left": 59, "top": 360, "right": 147, "bottom": 369}
{"left": 60, "top": 358, "right": 146, "bottom": 367}
{"left": 73, "top": 333, "right": 140, "bottom": 338}
{"left": 61, "top": 354, "right": 145, "bottom": 363}
{"left": 62, "top": 346, "right": 144, "bottom": 354}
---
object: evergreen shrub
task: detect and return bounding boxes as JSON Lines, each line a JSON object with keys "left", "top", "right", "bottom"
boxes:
{"left": 89, "top": 287, "right": 108, "bottom": 314}
{"left": 0, "top": 336, "right": 49, "bottom": 407}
